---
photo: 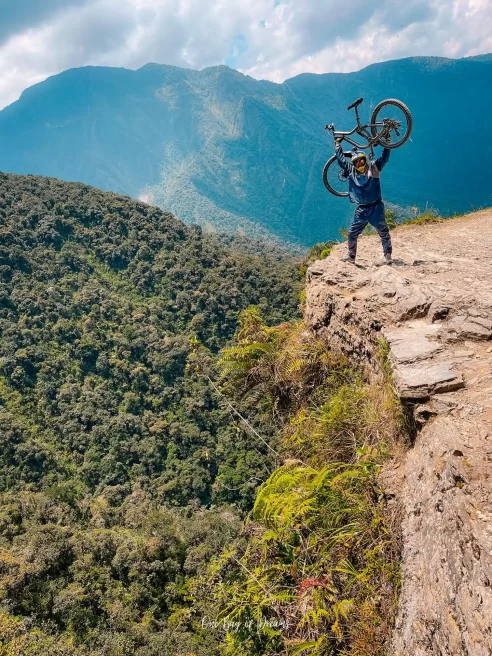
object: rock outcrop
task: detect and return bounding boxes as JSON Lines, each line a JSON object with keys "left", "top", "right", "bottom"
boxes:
{"left": 305, "top": 211, "right": 492, "bottom": 656}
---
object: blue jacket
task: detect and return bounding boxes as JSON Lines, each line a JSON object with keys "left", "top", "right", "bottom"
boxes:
{"left": 336, "top": 146, "right": 390, "bottom": 205}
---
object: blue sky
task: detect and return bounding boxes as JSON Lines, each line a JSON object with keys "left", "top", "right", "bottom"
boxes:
{"left": 0, "top": 0, "right": 491, "bottom": 109}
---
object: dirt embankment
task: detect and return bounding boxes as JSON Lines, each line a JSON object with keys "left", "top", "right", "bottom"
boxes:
{"left": 305, "top": 211, "right": 492, "bottom": 656}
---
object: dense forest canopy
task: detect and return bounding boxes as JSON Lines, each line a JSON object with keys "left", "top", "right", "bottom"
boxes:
{"left": 0, "top": 172, "right": 302, "bottom": 654}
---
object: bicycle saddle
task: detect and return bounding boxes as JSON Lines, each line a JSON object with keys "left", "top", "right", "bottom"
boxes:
{"left": 347, "top": 97, "right": 363, "bottom": 111}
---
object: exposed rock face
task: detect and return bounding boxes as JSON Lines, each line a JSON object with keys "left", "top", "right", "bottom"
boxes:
{"left": 305, "top": 211, "right": 492, "bottom": 655}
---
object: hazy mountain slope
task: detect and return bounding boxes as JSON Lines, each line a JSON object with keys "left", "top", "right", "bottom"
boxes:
{"left": 1, "top": 56, "right": 491, "bottom": 245}
{"left": 0, "top": 65, "right": 180, "bottom": 197}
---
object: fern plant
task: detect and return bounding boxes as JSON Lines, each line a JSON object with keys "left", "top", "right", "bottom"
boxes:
{"left": 203, "top": 457, "right": 398, "bottom": 655}
{"left": 219, "top": 307, "right": 349, "bottom": 419}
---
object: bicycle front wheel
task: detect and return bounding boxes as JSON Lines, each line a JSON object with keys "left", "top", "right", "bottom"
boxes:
{"left": 322, "top": 155, "right": 349, "bottom": 198}
{"left": 370, "top": 99, "right": 412, "bottom": 149}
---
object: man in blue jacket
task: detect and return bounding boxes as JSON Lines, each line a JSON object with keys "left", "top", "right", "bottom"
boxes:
{"left": 335, "top": 140, "right": 392, "bottom": 265}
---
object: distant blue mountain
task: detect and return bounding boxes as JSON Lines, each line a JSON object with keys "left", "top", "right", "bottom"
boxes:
{"left": 0, "top": 55, "right": 491, "bottom": 246}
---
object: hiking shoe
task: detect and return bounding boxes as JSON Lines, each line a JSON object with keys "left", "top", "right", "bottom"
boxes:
{"left": 341, "top": 253, "right": 356, "bottom": 265}
{"left": 384, "top": 253, "right": 393, "bottom": 265}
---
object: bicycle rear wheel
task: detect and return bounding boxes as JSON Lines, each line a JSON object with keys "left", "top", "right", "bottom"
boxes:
{"left": 370, "top": 99, "right": 412, "bottom": 149}
{"left": 322, "top": 155, "right": 349, "bottom": 197}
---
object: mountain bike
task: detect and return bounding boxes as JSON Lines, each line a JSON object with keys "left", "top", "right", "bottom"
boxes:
{"left": 323, "top": 97, "right": 412, "bottom": 197}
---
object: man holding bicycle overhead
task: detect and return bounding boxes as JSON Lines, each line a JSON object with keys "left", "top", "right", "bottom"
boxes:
{"left": 335, "top": 139, "right": 393, "bottom": 265}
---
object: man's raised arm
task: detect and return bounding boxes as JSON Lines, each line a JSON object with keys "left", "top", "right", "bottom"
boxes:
{"left": 375, "top": 146, "right": 390, "bottom": 173}
{"left": 335, "top": 141, "right": 351, "bottom": 175}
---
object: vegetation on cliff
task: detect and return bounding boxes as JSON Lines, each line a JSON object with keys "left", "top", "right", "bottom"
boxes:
{"left": 193, "top": 309, "right": 404, "bottom": 655}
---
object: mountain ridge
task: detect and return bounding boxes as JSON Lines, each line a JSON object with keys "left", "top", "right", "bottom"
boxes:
{"left": 1, "top": 54, "right": 491, "bottom": 245}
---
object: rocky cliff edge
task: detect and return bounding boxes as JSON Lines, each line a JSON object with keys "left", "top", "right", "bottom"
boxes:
{"left": 305, "top": 210, "right": 492, "bottom": 656}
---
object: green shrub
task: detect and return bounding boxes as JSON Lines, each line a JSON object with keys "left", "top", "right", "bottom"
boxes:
{"left": 197, "top": 309, "right": 404, "bottom": 655}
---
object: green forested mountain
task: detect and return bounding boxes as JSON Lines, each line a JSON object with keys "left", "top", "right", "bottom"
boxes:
{"left": 0, "top": 173, "right": 301, "bottom": 654}
{"left": 0, "top": 55, "right": 491, "bottom": 246}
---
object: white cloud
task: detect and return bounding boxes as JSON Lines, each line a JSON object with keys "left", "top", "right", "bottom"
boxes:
{"left": 0, "top": 0, "right": 491, "bottom": 109}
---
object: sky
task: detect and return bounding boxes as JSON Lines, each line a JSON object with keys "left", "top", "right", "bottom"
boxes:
{"left": 0, "top": 0, "right": 491, "bottom": 110}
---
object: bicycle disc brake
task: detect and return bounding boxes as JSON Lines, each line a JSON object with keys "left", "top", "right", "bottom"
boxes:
{"left": 383, "top": 117, "right": 401, "bottom": 137}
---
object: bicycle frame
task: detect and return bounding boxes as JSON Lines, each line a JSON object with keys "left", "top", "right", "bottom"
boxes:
{"left": 326, "top": 101, "right": 389, "bottom": 152}
{"left": 331, "top": 122, "right": 386, "bottom": 152}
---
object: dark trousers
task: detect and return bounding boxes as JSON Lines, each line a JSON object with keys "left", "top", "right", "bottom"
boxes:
{"left": 348, "top": 200, "right": 392, "bottom": 258}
